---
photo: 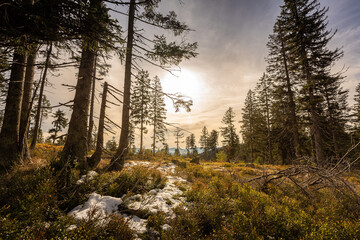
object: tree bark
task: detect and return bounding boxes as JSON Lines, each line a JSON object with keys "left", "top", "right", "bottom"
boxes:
{"left": 140, "top": 108, "right": 144, "bottom": 154}
{"left": 87, "top": 57, "right": 97, "bottom": 150}
{"left": 0, "top": 50, "right": 27, "bottom": 172}
{"left": 152, "top": 116, "right": 156, "bottom": 155}
{"left": 30, "top": 43, "right": 52, "bottom": 150}
{"left": 88, "top": 82, "right": 107, "bottom": 169}
{"left": 61, "top": 46, "right": 96, "bottom": 172}
{"left": 20, "top": 46, "right": 37, "bottom": 161}
{"left": 109, "top": 0, "right": 136, "bottom": 171}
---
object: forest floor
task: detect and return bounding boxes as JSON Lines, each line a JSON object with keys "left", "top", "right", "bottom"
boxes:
{"left": 1, "top": 144, "right": 360, "bottom": 239}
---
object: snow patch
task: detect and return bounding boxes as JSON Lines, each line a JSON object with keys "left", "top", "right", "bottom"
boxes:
{"left": 69, "top": 161, "right": 189, "bottom": 235}
{"left": 124, "top": 161, "right": 151, "bottom": 167}
{"left": 157, "top": 163, "right": 176, "bottom": 174}
{"left": 123, "top": 214, "right": 148, "bottom": 233}
{"left": 124, "top": 175, "right": 187, "bottom": 217}
{"left": 76, "top": 171, "right": 98, "bottom": 184}
{"left": 68, "top": 193, "right": 122, "bottom": 221}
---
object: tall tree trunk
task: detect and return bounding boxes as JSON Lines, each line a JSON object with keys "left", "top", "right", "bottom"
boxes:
{"left": 30, "top": 43, "right": 52, "bottom": 149}
{"left": 61, "top": 46, "right": 96, "bottom": 172}
{"left": 20, "top": 46, "right": 37, "bottom": 161}
{"left": 140, "top": 110, "right": 144, "bottom": 154}
{"left": 109, "top": 0, "right": 136, "bottom": 171}
{"left": 88, "top": 82, "right": 107, "bottom": 169}
{"left": 264, "top": 80, "right": 272, "bottom": 163}
{"left": 280, "top": 39, "right": 300, "bottom": 158}
{"left": 152, "top": 117, "right": 156, "bottom": 155}
{"left": 0, "top": 50, "right": 27, "bottom": 172}
{"left": 87, "top": 57, "right": 97, "bottom": 149}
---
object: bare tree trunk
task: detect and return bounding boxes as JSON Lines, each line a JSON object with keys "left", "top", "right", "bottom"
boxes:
{"left": 30, "top": 43, "right": 52, "bottom": 150}
{"left": 88, "top": 82, "right": 107, "bottom": 169}
{"left": 61, "top": 46, "right": 96, "bottom": 172}
{"left": 20, "top": 47, "right": 37, "bottom": 161}
{"left": 264, "top": 79, "right": 272, "bottom": 163}
{"left": 0, "top": 50, "right": 27, "bottom": 172}
{"left": 87, "top": 57, "right": 97, "bottom": 149}
{"left": 152, "top": 118, "right": 156, "bottom": 155}
{"left": 109, "top": 0, "right": 136, "bottom": 171}
{"left": 140, "top": 113, "right": 144, "bottom": 154}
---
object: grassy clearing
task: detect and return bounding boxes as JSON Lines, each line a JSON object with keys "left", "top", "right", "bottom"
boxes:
{"left": 1, "top": 146, "right": 360, "bottom": 239}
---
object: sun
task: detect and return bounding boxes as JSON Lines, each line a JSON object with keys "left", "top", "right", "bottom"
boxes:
{"left": 161, "top": 69, "right": 203, "bottom": 100}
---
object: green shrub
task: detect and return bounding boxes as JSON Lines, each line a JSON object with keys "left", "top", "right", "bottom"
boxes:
{"left": 106, "top": 166, "right": 166, "bottom": 197}
{"left": 216, "top": 151, "right": 227, "bottom": 162}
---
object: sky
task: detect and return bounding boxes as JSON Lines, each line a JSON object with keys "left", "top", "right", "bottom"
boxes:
{"left": 44, "top": 0, "right": 360, "bottom": 149}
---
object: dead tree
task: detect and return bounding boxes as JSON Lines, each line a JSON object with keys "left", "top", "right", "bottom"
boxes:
{"left": 248, "top": 142, "right": 360, "bottom": 207}
{"left": 88, "top": 82, "right": 108, "bottom": 169}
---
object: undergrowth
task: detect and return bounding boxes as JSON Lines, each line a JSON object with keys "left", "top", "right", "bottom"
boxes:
{"left": 1, "top": 145, "right": 360, "bottom": 239}
{"left": 153, "top": 164, "right": 360, "bottom": 240}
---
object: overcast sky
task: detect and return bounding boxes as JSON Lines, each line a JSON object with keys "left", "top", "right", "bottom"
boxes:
{"left": 45, "top": 0, "right": 360, "bottom": 149}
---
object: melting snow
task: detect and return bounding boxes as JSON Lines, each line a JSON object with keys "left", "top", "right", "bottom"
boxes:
{"left": 68, "top": 193, "right": 122, "bottom": 221}
{"left": 76, "top": 171, "right": 99, "bottom": 184}
{"left": 124, "top": 175, "right": 186, "bottom": 217}
{"left": 124, "top": 161, "right": 151, "bottom": 167}
{"left": 69, "top": 161, "right": 189, "bottom": 235}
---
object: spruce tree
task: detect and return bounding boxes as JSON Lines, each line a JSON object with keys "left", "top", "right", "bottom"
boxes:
{"left": 280, "top": 0, "right": 344, "bottom": 165}
{"left": 110, "top": 0, "right": 197, "bottom": 170}
{"left": 266, "top": 18, "right": 301, "bottom": 159}
{"left": 255, "top": 73, "right": 273, "bottom": 163}
{"left": 174, "top": 128, "right": 184, "bottom": 156}
{"left": 48, "top": 109, "right": 68, "bottom": 144}
{"left": 221, "top": 107, "right": 239, "bottom": 161}
{"left": 241, "top": 90, "right": 268, "bottom": 162}
{"left": 208, "top": 130, "right": 219, "bottom": 159}
{"left": 149, "top": 76, "right": 167, "bottom": 155}
{"left": 189, "top": 133, "right": 197, "bottom": 156}
{"left": 320, "top": 75, "right": 349, "bottom": 159}
{"left": 241, "top": 91, "right": 256, "bottom": 161}
{"left": 131, "top": 70, "right": 151, "bottom": 154}
{"left": 199, "top": 126, "right": 209, "bottom": 159}
{"left": 352, "top": 83, "right": 360, "bottom": 143}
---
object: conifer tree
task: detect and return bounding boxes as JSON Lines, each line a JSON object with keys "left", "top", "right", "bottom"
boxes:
{"left": 186, "top": 136, "right": 191, "bottom": 156}
{"left": 241, "top": 90, "right": 267, "bottom": 162}
{"left": 319, "top": 75, "right": 349, "bottom": 159}
{"left": 199, "top": 126, "right": 209, "bottom": 159}
{"left": 352, "top": 83, "right": 360, "bottom": 143}
{"left": 48, "top": 109, "right": 68, "bottom": 144}
{"left": 221, "top": 107, "right": 239, "bottom": 161}
{"left": 208, "top": 130, "right": 219, "bottom": 159}
{"left": 174, "top": 128, "right": 184, "bottom": 156}
{"left": 189, "top": 133, "right": 197, "bottom": 156}
{"left": 131, "top": 70, "right": 151, "bottom": 154}
{"left": 149, "top": 76, "right": 167, "bottom": 155}
{"left": 241, "top": 91, "right": 256, "bottom": 161}
{"left": 266, "top": 18, "right": 301, "bottom": 159}
{"left": 255, "top": 73, "right": 273, "bottom": 163}
{"left": 279, "top": 0, "right": 344, "bottom": 165}
{"left": 110, "top": 0, "right": 197, "bottom": 170}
